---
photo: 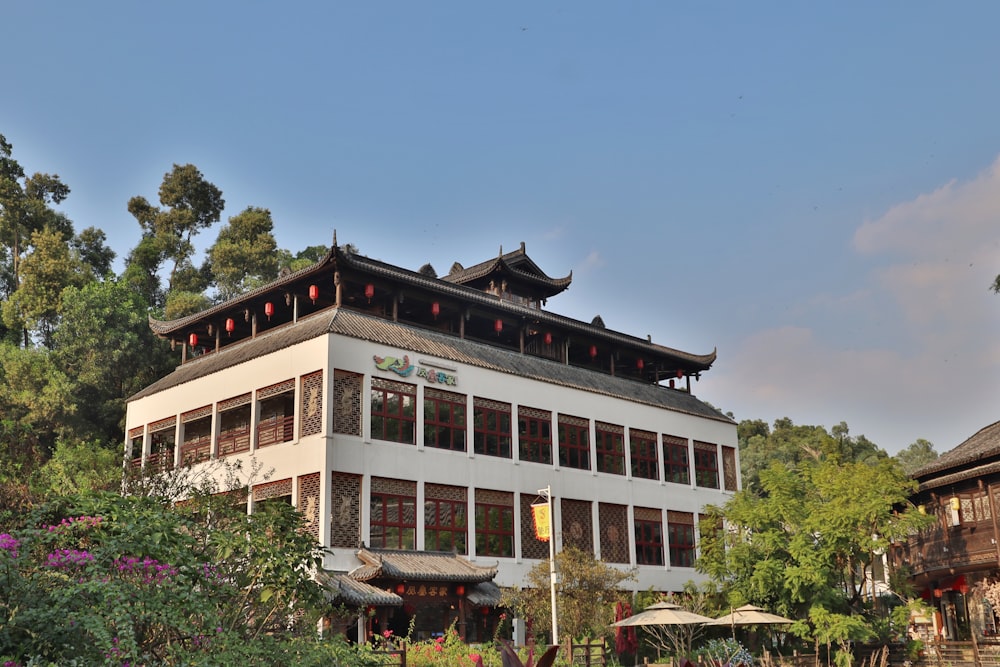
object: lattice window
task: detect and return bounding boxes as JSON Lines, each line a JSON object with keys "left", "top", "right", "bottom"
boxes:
{"left": 520, "top": 494, "right": 550, "bottom": 560}
{"left": 721, "top": 445, "right": 738, "bottom": 491}
{"left": 635, "top": 507, "right": 665, "bottom": 566}
{"left": 599, "top": 503, "right": 629, "bottom": 564}
{"left": 333, "top": 370, "right": 362, "bottom": 436}
{"left": 148, "top": 417, "right": 177, "bottom": 471}
{"left": 693, "top": 441, "right": 719, "bottom": 489}
{"left": 300, "top": 371, "right": 323, "bottom": 438}
{"left": 475, "top": 489, "right": 514, "bottom": 557}
{"left": 518, "top": 406, "right": 552, "bottom": 465}
{"left": 257, "top": 381, "right": 295, "bottom": 448}
{"left": 558, "top": 414, "right": 590, "bottom": 471}
{"left": 297, "top": 473, "right": 321, "bottom": 541}
{"left": 473, "top": 397, "right": 512, "bottom": 458}
{"left": 254, "top": 478, "right": 293, "bottom": 502}
{"left": 218, "top": 394, "right": 251, "bottom": 457}
{"left": 424, "top": 483, "right": 468, "bottom": 553}
{"left": 181, "top": 406, "right": 213, "bottom": 465}
{"left": 128, "top": 427, "right": 144, "bottom": 467}
{"left": 371, "top": 377, "right": 416, "bottom": 444}
{"left": 630, "top": 429, "right": 659, "bottom": 480}
{"left": 561, "top": 498, "right": 593, "bottom": 555}
{"left": 595, "top": 422, "right": 625, "bottom": 475}
{"left": 330, "top": 472, "right": 361, "bottom": 548}
{"left": 423, "top": 387, "right": 466, "bottom": 451}
{"left": 370, "top": 477, "right": 416, "bottom": 550}
{"left": 663, "top": 435, "right": 690, "bottom": 485}
{"left": 668, "top": 511, "right": 695, "bottom": 568}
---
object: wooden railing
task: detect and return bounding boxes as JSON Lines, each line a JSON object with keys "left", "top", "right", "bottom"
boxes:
{"left": 257, "top": 415, "right": 294, "bottom": 447}
{"left": 217, "top": 426, "right": 251, "bottom": 456}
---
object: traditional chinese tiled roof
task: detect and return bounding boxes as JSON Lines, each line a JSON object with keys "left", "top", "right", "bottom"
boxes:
{"left": 350, "top": 548, "right": 498, "bottom": 583}
{"left": 466, "top": 581, "right": 503, "bottom": 606}
{"left": 128, "top": 308, "right": 731, "bottom": 425}
{"left": 316, "top": 570, "right": 403, "bottom": 606}
{"left": 441, "top": 242, "right": 572, "bottom": 297}
{"left": 912, "top": 419, "right": 1000, "bottom": 481}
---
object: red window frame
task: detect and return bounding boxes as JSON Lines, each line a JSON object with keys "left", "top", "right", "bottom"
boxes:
{"left": 218, "top": 404, "right": 251, "bottom": 457}
{"left": 181, "top": 415, "right": 213, "bottom": 464}
{"left": 370, "top": 381, "right": 416, "bottom": 444}
{"left": 635, "top": 516, "right": 665, "bottom": 566}
{"left": 664, "top": 436, "right": 690, "bottom": 485}
{"left": 473, "top": 400, "right": 512, "bottom": 458}
{"left": 370, "top": 491, "right": 416, "bottom": 550}
{"left": 630, "top": 430, "right": 659, "bottom": 480}
{"left": 518, "top": 407, "right": 552, "bottom": 465}
{"left": 475, "top": 502, "right": 514, "bottom": 557}
{"left": 423, "top": 389, "right": 466, "bottom": 451}
{"left": 694, "top": 443, "right": 719, "bottom": 489}
{"left": 558, "top": 417, "right": 590, "bottom": 470}
{"left": 257, "top": 391, "right": 295, "bottom": 447}
{"left": 424, "top": 497, "right": 468, "bottom": 553}
{"left": 668, "top": 520, "right": 696, "bottom": 568}
{"left": 595, "top": 423, "right": 625, "bottom": 475}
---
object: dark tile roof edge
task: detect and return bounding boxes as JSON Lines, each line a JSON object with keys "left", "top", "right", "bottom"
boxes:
{"left": 913, "top": 419, "right": 1000, "bottom": 479}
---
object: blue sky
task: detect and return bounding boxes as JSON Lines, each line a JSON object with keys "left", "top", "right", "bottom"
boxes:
{"left": 5, "top": 2, "right": 1000, "bottom": 454}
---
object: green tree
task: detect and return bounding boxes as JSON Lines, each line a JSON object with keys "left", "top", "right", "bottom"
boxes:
{"left": 894, "top": 438, "right": 938, "bottom": 476}
{"left": 1, "top": 227, "right": 91, "bottom": 348}
{"left": 208, "top": 206, "right": 280, "bottom": 301}
{"left": 71, "top": 226, "right": 116, "bottom": 278}
{"left": 52, "top": 279, "right": 174, "bottom": 447}
{"left": 125, "top": 163, "right": 224, "bottom": 308}
{"left": 502, "top": 545, "right": 634, "bottom": 645}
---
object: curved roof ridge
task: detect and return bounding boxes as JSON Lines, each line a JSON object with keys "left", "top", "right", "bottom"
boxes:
{"left": 913, "top": 418, "right": 1000, "bottom": 479}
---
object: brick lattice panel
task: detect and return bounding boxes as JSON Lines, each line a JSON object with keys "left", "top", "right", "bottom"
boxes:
{"left": 558, "top": 414, "right": 589, "bottom": 429}
{"left": 253, "top": 478, "right": 292, "bottom": 501}
{"left": 425, "top": 387, "right": 465, "bottom": 404}
{"left": 149, "top": 416, "right": 177, "bottom": 433}
{"left": 426, "top": 483, "right": 466, "bottom": 503}
{"left": 298, "top": 472, "right": 321, "bottom": 541}
{"left": 474, "top": 397, "right": 510, "bottom": 413}
{"left": 518, "top": 405, "right": 551, "bottom": 421}
{"left": 668, "top": 510, "right": 694, "bottom": 525}
{"left": 372, "top": 477, "right": 417, "bottom": 497}
{"left": 181, "top": 405, "right": 212, "bottom": 422}
{"left": 596, "top": 421, "right": 624, "bottom": 436}
{"left": 300, "top": 370, "right": 323, "bottom": 437}
{"left": 475, "top": 488, "right": 513, "bottom": 506}
{"left": 693, "top": 440, "right": 716, "bottom": 454}
{"left": 218, "top": 393, "right": 251, "bottom": 411}
{"left": 634, "top": 506, "right": 662, "bottom": 523}
{"left": 520, "top": 495, "right": 550, "bottom": 560}
{"left": 561, "top": 498, "right": 594, "bottom": 555}
{"left": 257, "top": 378, "right": 294, "bottom": 400}
{"left": 722, "top": 446, "right": 738, "bottom": 491}
{"left": 598, "top": 503, "right": 630, "bottom": 563}
{"left": 128, "top": 426, "right": 144, "bottom": 439}
{"left": 333, "top": 370, "right": 362, "bottom": 436}
{"left": 330, "top": 472, "right": 361, "bottom": 548}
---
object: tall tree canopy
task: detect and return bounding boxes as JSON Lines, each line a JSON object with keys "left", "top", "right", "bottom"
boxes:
{"left": 207, "top": 206, "right": 279, "bottom": 301}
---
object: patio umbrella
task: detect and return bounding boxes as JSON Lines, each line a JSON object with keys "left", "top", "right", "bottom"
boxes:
{"left": 611, "top": 601, "right": 715, "bottom": 627}
{"left": 706, "top": 604, "right": 795, "bottom": 627}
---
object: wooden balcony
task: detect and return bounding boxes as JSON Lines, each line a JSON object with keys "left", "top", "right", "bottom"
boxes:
{"left": 891, "top": 522, "right": 1000, "bottom": 578}
{"left": 217, "top": 426, "right": 251, "bottom": 457}
{"left": 257, "top": 414, "right": 294, "bottom": 448}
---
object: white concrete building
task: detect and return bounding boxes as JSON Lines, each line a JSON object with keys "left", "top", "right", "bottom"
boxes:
{"left": 124, "top": 239, "right": 738, "bottom": 641}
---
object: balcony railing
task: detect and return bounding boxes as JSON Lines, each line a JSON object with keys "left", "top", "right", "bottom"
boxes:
{"left": 257, "top": 415, "right": 294, "bottom": 448}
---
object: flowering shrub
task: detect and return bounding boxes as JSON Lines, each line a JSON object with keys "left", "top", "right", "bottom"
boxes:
{"left": 0, "top": 533, "right": 19, "bottom": 558}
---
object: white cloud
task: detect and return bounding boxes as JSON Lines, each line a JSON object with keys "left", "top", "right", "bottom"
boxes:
{"left": 710, "top": 156, "right": 1000, "bottom": 454}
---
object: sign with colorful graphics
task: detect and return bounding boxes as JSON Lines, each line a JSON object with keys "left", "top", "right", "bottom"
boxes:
{"left": 374, "top": 353, "right": 457, "bottom": 385}
{"left": 531, "top": 501, "right": 551, "bottom": 541}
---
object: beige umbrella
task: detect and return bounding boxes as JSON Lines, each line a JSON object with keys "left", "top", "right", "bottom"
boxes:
{"left": 612, "top": 601, "right": 715, "bottom": 627}
{"left": 706, "top": 604, "right": 795, "bottom": 627}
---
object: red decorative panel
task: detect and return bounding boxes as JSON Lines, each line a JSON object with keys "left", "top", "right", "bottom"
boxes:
{"left": 561, "top": 498, "right": 593, "bottom": 555}
{"left": 598, "top": 503, "right": 629, "bottom": 564}
{"left": 333, "top": 370, "right": 362, "bottom": 436}
{"left": 257, "top": 378, "right": 294, "bottom": 400}
{"left": 253, "top": 478, "right": 292, "bottom": 501}
{"left": 181, "top": 405, "right": 212, "bottom": 422}
{"left": 722, "top": 445, "right": 738, "bottom": 491}
{"left": 298, "top": 472, "right": 321, "bottom": 541}
{"left": 300, "top": 370, "right": 323, "bottom": 437}
{"left": 330, "top": 472, "right": 361, "bottom": 549}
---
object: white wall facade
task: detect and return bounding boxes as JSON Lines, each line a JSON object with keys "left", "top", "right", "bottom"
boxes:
{"left": 125, "top": 328, "right": 738, "bottom": 594}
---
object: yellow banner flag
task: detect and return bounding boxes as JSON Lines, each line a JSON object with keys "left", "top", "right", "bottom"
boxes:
{"left": 531, "top": 502, "right": 550, "bottom": 541}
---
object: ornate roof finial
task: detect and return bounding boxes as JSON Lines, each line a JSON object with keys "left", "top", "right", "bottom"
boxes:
{"left": 333, "top": 229, "right": 338, "bottom": 247}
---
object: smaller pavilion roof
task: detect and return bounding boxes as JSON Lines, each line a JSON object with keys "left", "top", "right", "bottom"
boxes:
{"left": 913, "top": 419, "right": 1000, "bottom": 482}
{"left": 442, "top": 241, "right": 572, "bottom": 298}
{"left": 317, "top": 570, "right": 403, "bottom": 607}
{"left": 350, "top": 548, "right": 498, "bottom": 584}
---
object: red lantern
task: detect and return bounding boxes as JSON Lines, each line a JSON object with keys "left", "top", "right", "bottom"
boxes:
{"left": 225, "top": 318, "right": 235, "bottom": 335}
{"left": 494, "top": 318, "right": 503, "bottom": 334}
{"left": 544, "top": 332, "right": 552, "bottom": 345}
{"left": 481, "top": 607, "right": 490, "bottom": 616}
{"left": 431, "top": 301, "right": 440, "bottom": 319}
{"left": 309, "top": 284, "right": 319, "bottom": 304}
{"left": 365, "top": 283, "right": 375, "bottom": 302}
{"left": 637, "top": 359, "right": 644, "bottom": 371}
{"left": 395, "top": 583, "right": 406, "bottom": 595}
{"left": 589, "top": 345, "right": 597, "bottom": 359}
{"left": 264, "top": 302, "right": 274, "bottom": 319}
{"left": 676, "top": 369, "right": 683, "bottom": 379}
{"left": 456, "top": 585, "right": 465, "bottom": 596}
{"left": 188, "top": 333, "right": 198, "bottom": 347}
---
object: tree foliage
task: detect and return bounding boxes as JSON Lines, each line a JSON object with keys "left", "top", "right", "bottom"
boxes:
{"left": 207, "top": 206, "right": 279, "bottom": 300}
{"left": 894, "top": 438, "right": 938, "bottom": 476}
{"left": 502, "top": 545, "right": 634, "bottom": 645}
